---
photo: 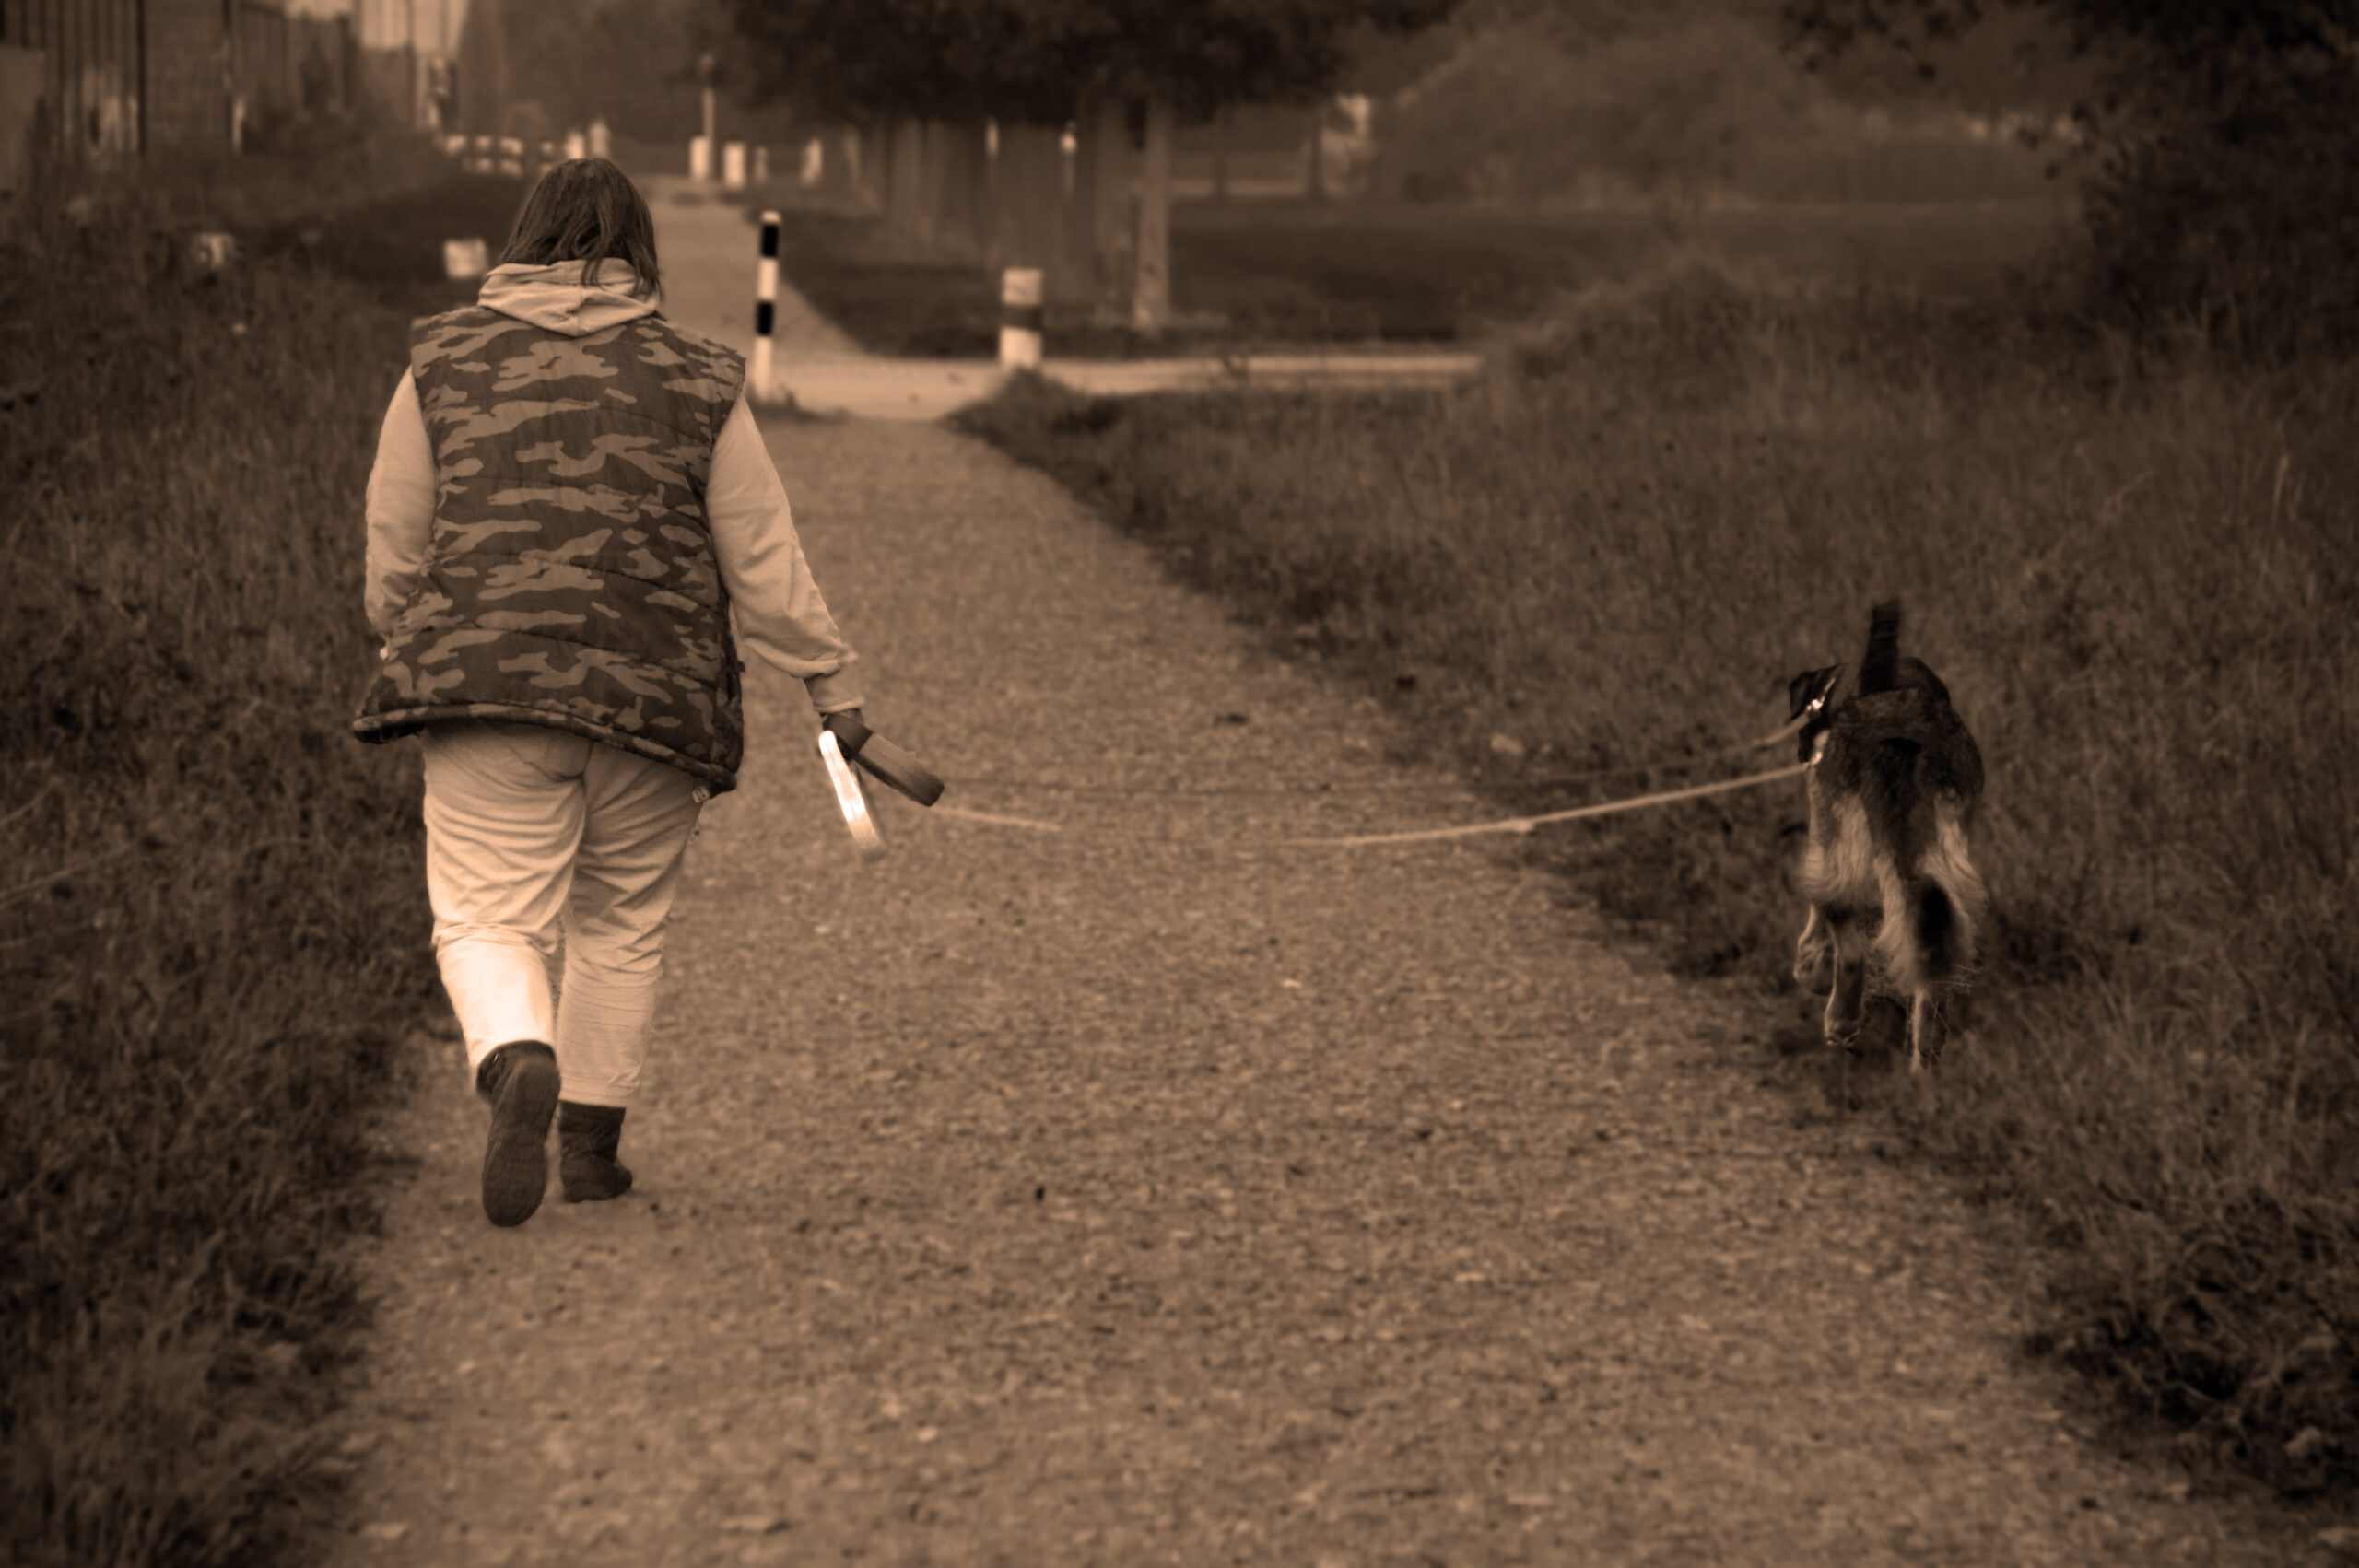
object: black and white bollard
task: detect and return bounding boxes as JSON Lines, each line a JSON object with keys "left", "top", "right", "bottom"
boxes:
{"left": 752, "top": 210, "right": 780, "bottom": 402}
{"left": 999, "top": 268, "right": 1044, "bottom": 370}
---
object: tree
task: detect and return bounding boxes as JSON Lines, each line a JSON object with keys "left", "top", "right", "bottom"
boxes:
{"left": 1781, "top": 0, "right": 2359, "bottom": 101}
{"left": 722, "top": 0, "right": 1461, "bottom": 332}
{"left": 1780, "top": 1, "right": 2359, "bottom": 357}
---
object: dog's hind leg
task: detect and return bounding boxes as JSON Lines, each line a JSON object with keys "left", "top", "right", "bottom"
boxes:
{"left": 1907, "top": 991, "right": 1943, "bottom": 1073}
{"left": 1901, "top": 845, "right": 1980, "bottom": 1072}
{"left": 1794, "top": 904, "right": 1835, "bottom": 995}
{"left": 1823, "top": 913, "right": 1872, "bottom": 1050}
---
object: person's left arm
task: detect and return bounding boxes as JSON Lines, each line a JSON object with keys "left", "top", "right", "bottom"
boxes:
{"left": 705, "top": 393, "right": 866, "bottom": 717}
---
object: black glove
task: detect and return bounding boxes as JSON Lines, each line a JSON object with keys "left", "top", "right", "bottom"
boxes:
{"left": 822, "top": 708, "right": 868, "bottom": 756}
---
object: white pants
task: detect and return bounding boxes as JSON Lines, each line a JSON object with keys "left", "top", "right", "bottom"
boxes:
{"left": 420, "top": 721, "right": 704, "bottom": 1108}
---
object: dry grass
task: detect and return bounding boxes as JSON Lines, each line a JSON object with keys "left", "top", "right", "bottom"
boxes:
{"left": 0, "top": 181, "right": 465, "bottom": 1563}
{"left": 957, "top": 263, "right": 2359, "bottom": 1497}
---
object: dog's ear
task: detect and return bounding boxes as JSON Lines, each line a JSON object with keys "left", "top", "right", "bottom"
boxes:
{"left": 1786, "top": 667, "right": 1837, "bottom": 720}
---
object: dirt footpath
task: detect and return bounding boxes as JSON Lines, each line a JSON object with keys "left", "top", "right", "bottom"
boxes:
{"left": 320, "top": 188, "right": 2332, "bottom": 1568}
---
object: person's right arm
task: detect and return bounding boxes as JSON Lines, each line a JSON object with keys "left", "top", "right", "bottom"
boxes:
{"left": 363, "top": 370, "right": 435, "bottom": 640}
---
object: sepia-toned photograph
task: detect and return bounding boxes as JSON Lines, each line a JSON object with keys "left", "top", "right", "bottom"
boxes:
{"left": 3, "top": 1, "right": 2355, "bottom": 1563}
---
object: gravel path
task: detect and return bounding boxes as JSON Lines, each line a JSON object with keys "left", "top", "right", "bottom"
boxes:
{"left": 319, "top": 186, "right": 2332, "bottom": 1568}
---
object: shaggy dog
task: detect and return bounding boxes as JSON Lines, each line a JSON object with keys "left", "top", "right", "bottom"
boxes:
{"left": 1787, "top": 602, "right": 1988, "bottom": 1071}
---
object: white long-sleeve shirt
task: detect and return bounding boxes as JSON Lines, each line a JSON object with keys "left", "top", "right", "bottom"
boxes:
{"left": 362, "top": 370, "right": 864, "bottom": 715}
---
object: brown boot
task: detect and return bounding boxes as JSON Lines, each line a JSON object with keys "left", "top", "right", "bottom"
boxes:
{"left": 475, "top": 1041, "right": 559, "bottom": 1228}
{"left": 558, "top": 1101, "right": 633, "bottom": 1203}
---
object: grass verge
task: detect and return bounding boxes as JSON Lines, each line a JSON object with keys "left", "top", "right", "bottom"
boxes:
{"left": 763, "top": 195, "right": 2071, "bottom": 357}
{"left": 955, "top": 266, "right": 2359, "bottom": 1501}
{"left": 0, "top": 170, "right": 492, "bottom": 1563}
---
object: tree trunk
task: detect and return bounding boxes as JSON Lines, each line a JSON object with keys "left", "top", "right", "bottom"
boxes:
{"left": 853, "top": 125, "right": 882, "bottom": 207}
{"left": 992, "top": 120, "right": 1071, "bottom": 299}
{"left": 887, "top": 119, "right": 926, "bottom": 236}
{"left": 1305, "top": 103, "right": 1326, "bottom": 203}
{"left": 938, "top": 120, "right": 992, "bottom": 265}
{"left": 856, "top": 123, "right": 888, "bottom": 210}
{"left": 1066, "top": 103, "right": 1103, "bottom": 309}
{"left": 1132, "top": 87, "right": 1172, "bottom": 336}
{"left": 1090, "top": 94, "right": 1133, "bottom": 321}
{"left": 914, "top": 120, "right": 950, "bottom": 247}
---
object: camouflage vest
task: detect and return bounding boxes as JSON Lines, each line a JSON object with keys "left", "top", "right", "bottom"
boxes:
{"left": 351, "top": 306, "right": 750, "bottom": 791}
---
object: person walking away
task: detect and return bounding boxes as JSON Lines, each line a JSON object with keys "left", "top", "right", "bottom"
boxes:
{"left": 352, "top": 159, "right": 865, "bottom": 1226}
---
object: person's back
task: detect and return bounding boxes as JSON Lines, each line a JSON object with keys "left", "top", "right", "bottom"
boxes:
{"left": 360, "top": 265, "right": 751, "bottom": 790}
{"left": 353, "top": 159, "right": 866, "bottom": 1227}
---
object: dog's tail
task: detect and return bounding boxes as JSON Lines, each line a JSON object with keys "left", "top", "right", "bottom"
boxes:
{"left": 1860, "top": 600, "right": 1902, "bottom": 695}
{"left": 1914, "top": 881, "right": 1966, "bottom": 984}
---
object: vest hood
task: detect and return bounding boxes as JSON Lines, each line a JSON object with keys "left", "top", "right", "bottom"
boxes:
{"left": 478, "top": 261, "right": 662, "bottom": 336}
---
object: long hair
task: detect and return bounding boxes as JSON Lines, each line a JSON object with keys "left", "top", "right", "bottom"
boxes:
{"left": 494, "top": 158, "right": 661, "bottom": 297}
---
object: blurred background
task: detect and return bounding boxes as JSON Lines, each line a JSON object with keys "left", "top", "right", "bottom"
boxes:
{"left": 1, "top": 0, "right": 2095, "bottom": 322}
{"left": 5, "top": 4, "right": 2355, "bottom": 1564}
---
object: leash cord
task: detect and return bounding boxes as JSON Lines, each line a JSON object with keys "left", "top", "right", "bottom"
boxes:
{"left": 1276, "top": 761, "right": 1810, "bottom": 848}
{"left": 922, "top": 745, "right": 1812, "bottom": 850}
{"left": 941, "top": 714, "right": 1810, "bottom": 802}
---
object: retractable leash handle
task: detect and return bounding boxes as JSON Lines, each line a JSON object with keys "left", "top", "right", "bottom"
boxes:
{"left": 822, "top": 714, "right": 946, "bottom": 807}
{"left": 817, "top": 730, "right": 886, "bottom": 859}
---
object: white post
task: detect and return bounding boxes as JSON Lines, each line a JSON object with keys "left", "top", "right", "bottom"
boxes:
{"left": 442, "top": 237, "right": 488, "bottom": 279}
{"left": 563, "top": 128, "right": 586, "bottom": 161}
{"left": 688, "top": 135, "right": 711, "bottom": 181}
{"left": 801, "top": 138, "right": 824, "bottom": 187}
{"left": 999, "top": 267, "right": 1043, "bottom": 369}
{"left": 751, "top": 210, "right": 780, "bottom": 402}
{"left": 700, "top": 72, "right": 717, "bottom": 180}
{"left": 722, "top": 140, "right": 747, "bottom": 189}
{"left": 587, "top": 118, "right": 611, "bottom": 158}
{"left": 189, "top": 232, "right": 238, "bottom": 273}
{"left": 753, "top": 145, "right": 769, "bottom": 183}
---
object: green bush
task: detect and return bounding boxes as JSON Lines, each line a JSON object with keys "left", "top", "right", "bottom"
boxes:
{"left": 0, "top": 198, "right": 439, "bottom": 1564}
{"left": 2075, "top": 92, "right": 2359, "bottom": 361}
{"left": 958, "top": 268, "right": 2359, "bottom": 1495}
{"left": 1371, "top": 12, "right": 2057, "bottom": 205}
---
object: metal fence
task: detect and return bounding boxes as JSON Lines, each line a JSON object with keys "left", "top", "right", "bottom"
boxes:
{"left": 0, "top": 0, "right": 358, "bottom": 170}
{"left": 1, "top": 0, "right": 143, "bottom": 163}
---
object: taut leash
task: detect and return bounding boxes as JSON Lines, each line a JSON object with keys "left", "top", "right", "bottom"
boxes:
{"left": 920, "top": 713, "right": 1812, "bottom": 849}
{"left": 1278, "top": 762, "right": 1811, "bottom": 848}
